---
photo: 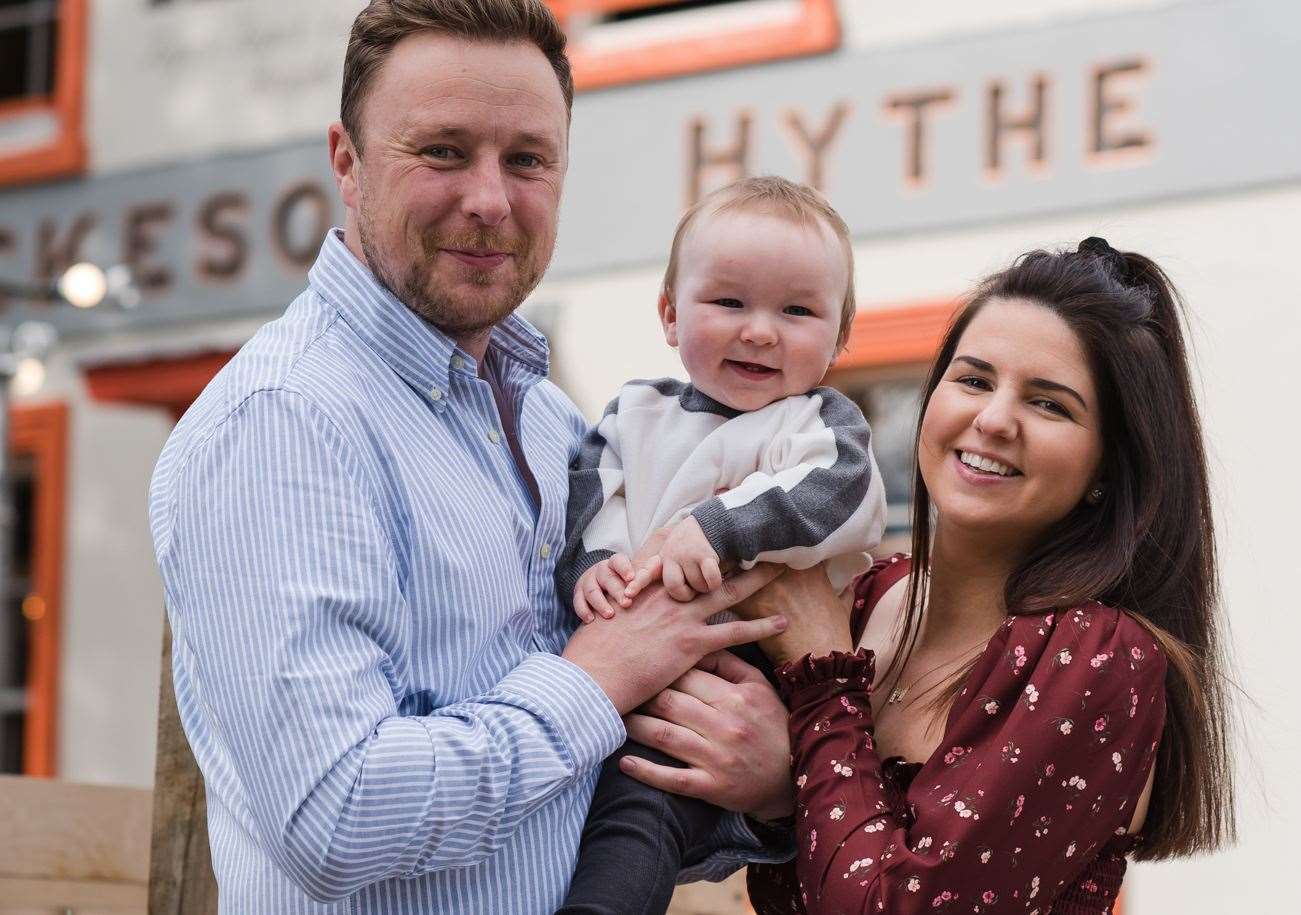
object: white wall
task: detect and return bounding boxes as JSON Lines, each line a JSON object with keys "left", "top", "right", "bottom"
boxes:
{"left": 841, "top": 0, "right": 1180, "bottom": 50}
{"left": 89, "top": 0, "right": 358, "bottom": 174}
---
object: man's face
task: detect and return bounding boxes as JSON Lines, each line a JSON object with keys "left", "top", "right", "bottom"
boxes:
{"left": 339, "top": 33, "right": 568, "bottom": 338}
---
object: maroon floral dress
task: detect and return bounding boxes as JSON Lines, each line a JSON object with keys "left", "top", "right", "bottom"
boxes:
{"left": 748, "top": 555, "right": 1166, "bottom": 915}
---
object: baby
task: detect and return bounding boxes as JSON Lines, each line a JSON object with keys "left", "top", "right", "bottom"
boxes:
{"left": 556, "top": 176, "right": 887, "bottom": 913}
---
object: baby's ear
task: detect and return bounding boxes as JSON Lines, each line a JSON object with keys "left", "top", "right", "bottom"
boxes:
{"left": 658, "top": 291, "right": 679, "bottom": 347}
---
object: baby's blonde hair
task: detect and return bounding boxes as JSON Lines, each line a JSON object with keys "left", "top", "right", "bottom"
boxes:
{"left": 661, "top": 176, "right": 857, "bottom": 349}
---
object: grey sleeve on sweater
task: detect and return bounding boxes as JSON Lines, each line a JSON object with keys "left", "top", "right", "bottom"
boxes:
{"left": 691, "top": 387, "right": 877, "bottom": 563}
{"left": 556, "top": 398, "right": 619, "bottom": 608}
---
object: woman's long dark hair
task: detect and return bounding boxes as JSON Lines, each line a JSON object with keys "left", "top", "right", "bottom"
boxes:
{"left": 899, "top": 239, "right": 1235, "bottom": 860}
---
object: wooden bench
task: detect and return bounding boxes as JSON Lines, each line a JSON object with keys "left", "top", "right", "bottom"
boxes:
{"left": 0, "top": 774, "right": 151, "bottom": 912}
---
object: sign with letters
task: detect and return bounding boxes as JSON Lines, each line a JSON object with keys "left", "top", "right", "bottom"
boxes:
{"left": 0, "top": 0, "right": 1297, "bottom": 336}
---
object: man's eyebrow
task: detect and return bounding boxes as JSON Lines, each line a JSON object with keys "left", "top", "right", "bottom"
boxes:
{"left": 513, "top": 131, "right": 559, "bottom": 150}
{"left": 952, "top": 355, "right": 1089, "bottom": 411}
{"left": 415, "top": 125, "right": 560, "bottom": 151}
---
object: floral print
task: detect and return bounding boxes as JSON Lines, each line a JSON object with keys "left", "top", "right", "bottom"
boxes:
{"left": 748, "top": 555, "right": 1166, "bottom": 915}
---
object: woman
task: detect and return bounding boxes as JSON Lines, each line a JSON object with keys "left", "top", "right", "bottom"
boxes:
{"left": 621, "top": 238, "right": 1235, "bottom": 913}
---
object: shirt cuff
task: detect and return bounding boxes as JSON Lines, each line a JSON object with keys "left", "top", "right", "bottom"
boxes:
{"left": 677, "top": 810, "right": 796, "bottom": 884}
{"left": 494, "top": 652, "right": 627, "bottom": 775}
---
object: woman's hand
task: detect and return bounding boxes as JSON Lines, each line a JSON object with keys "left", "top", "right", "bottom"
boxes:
{"left": 733, "top": 564, "right": 854, "bottom": 667}
{"left": 619, "top": 651, "right": 795, "bottom": 823}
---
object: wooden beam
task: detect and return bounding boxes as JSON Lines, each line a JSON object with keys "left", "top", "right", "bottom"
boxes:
{"left": 148, "top": 618, "right": 219, "bottom": 915}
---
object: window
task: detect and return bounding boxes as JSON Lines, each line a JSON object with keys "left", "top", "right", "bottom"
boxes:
{"left": 0, "top": 0, "right": 86, "bottom": 186}
{"left": 827, "top": 300, "right": 958, "bottom": 549}
{"left": 0, "top": 404, "right": 66, "bottom": 777}
{"left": 1, "top": 454, "right": 37, "bottom": 774}
{"left": 835, "top": 372, "right": 924, "bottom": 546}
{"left": 550, "top": 0, "right": 841, "bottom": 91}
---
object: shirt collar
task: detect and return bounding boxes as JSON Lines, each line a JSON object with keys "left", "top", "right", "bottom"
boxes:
{"left": 308, "top": 229, "right": 551, "bottom": 399}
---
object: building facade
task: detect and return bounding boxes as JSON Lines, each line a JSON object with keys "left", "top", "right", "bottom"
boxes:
{"left": 0, "top": 1, "right": 1294, "bottom": 910}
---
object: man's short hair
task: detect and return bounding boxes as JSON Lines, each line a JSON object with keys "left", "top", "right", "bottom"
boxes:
{"left": 662, "top": 176, "right": 858, "bottom": 350}
{"left": 341, "top": 0, "right": 573, "bottom": 152}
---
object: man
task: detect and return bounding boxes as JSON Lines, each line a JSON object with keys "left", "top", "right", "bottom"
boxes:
{"left": 149, "top": 2, "right": 790, "bottom": 912}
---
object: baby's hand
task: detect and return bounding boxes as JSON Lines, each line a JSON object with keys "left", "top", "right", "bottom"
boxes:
{"left": 573, "top": 554, "right": 638, "bottom": 623}
{"left": 659, "top": 516, "right": 722, "bottom": 601}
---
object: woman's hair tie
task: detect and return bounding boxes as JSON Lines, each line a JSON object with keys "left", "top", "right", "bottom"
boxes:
{"left": 1077, "top": 236, "right": 1132, "bottom": 284}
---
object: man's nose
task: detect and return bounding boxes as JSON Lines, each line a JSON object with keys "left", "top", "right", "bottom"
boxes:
{"left": 460, "top": 159, "right": 511, "bottom": 227}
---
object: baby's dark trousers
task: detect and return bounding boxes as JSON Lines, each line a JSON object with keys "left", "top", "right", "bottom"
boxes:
{"left": 555, "top": 642, "right": 778, "bottom": 915}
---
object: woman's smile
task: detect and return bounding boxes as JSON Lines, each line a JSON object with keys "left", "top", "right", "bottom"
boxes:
{"left": 952, "top": 449, "right": 1023, "bottom": 483}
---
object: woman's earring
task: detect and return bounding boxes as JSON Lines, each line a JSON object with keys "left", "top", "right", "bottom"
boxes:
{"left": 1086, "top": 487, "right": 1104, "bottom": 505}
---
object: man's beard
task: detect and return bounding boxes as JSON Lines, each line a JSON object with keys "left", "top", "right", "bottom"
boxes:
{"left": 356, "top": 203, "right": 549, "bottom": 336}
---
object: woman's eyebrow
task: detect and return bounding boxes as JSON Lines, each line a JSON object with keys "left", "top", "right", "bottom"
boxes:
{"left": 1029, "top": 377, "right": 1089, "bottom": 411}
{"left": 953, "top": 355, "right": 994, "bottom": 372}
{"left": 954, "top": 355, "right": 1089, "bottom": 411}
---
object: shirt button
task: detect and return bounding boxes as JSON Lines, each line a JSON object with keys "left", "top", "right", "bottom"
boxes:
{"left": 487, "top": 429, "right": 501, "bottom": 444}
{"left": 451, "top": 356, "right": 465, "bottom": 371}
{"left": 539, "top": 543, "right": 551, "bottom": 559}
{"left": 429, "top": 387, "right": 443, "bottom": 401}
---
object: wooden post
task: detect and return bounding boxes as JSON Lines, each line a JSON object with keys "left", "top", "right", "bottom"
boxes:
{"left": 148, "top": 617, "right": 219, "bottom": 915}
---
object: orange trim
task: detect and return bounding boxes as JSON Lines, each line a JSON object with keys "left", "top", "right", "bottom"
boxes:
{"left": 0, "top": 0, "right": 88, "bottom": 187}
{"left": 84, "top": 351, "right": 238, "bottom": 420}
{"left": 9, "top": 403, "right": 69, "bottom": 778}
{"left": 553, "top": 0, "right": 841, "bottom": 91}
{"left": 562, "top": 0, "right": 672, "bottom": 13}
{"left": 0, "top": 96, "right": 54, "bottom": 118}
{"left": 833, "top": 299, "right": 961, "bottom": 371}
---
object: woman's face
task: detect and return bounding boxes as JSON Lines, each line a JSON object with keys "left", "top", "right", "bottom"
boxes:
{"left": 919, "top": 298, "right": 1104, "bottom": 550}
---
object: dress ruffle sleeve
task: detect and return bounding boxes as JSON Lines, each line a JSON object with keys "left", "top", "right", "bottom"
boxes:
{"left": 751, "top": 602, "right": 1167, "bottom": 915}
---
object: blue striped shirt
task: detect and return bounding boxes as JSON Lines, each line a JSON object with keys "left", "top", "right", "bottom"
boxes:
{"left": 149, "top": 230, "right": 774, "bottom": 913}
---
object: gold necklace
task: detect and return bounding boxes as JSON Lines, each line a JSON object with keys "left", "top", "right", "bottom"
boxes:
{"left": 883, "top": 640, "right": 989, "bottom": 705}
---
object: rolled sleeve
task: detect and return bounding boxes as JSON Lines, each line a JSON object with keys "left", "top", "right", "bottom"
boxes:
{"left": 492, "top": 652, "right": 628, "bottom": 774}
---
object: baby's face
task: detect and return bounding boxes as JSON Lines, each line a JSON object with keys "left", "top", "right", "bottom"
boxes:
{"left": 662, "top": 208, "right": 847, "bottom": 412}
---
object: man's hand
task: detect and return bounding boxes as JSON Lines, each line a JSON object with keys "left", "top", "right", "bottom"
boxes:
{"left": 658, "top": 516, "right": 722, "bottom": 600}
{"left": 562, "top": 565, "right": 786, "bottom": 715}
{"left": 619, "top": 651, "right": 795, "bottom": 822}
